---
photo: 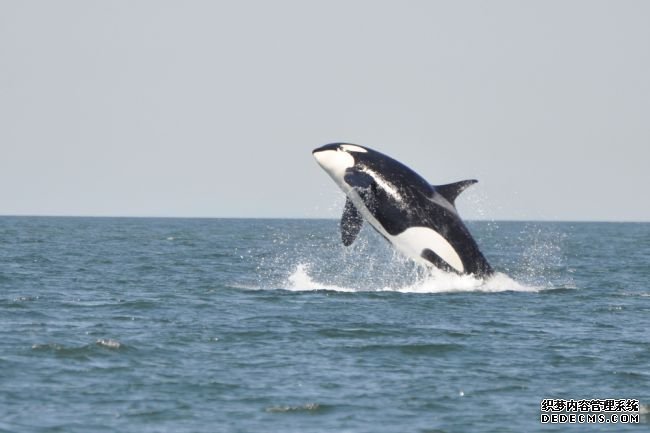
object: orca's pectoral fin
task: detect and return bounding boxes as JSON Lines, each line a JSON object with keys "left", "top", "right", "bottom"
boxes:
{"left": 434, "top": 179, "right": 478, "bottom": 206}
{"left": 340, "top": 198, "right": 363, "bottom": 246}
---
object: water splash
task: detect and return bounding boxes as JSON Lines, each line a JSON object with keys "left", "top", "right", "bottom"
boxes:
{"left": 247, "top": 219, "right": 570, "bottom": 294}
{"left": 285, "top": 263, "right": 538, "bottom": 293}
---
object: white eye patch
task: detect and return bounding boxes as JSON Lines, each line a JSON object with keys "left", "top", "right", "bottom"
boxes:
{"left": 340, "top": 144, "right": 368, "bottom": 153}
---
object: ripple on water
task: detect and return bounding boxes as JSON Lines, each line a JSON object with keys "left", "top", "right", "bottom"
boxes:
{"left": 348, "top": 342, "right": 464, "bottom": 355}
{"left": 30, "top": 339, "right": 125, "bottom": 358}
{"left": 265, "top": 403, "right": 326, "bottom": 413}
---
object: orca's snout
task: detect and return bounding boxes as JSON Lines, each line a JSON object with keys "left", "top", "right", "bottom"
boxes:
{"left": 312, "top": 147, "right": 329, "bottom": 167}
{"left": 312, "top": 143, "right": 355, "bottom": 178}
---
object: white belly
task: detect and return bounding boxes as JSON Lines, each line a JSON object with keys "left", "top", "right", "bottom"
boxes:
{"left": 345, "top": 188, "right": 464, "bottom": 273}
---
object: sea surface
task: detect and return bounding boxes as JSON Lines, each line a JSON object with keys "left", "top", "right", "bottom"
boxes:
{"left": 1, "top": 216, "right": 649, "bottom": 432}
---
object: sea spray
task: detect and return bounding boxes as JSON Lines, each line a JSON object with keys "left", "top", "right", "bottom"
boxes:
{"left": 284, "top": 262, "right": 539, "bottom": 293}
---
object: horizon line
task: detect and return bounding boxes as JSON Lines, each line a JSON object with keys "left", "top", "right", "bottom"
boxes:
{"left": 0, "top": 214, "right": 648, "bottom": 224}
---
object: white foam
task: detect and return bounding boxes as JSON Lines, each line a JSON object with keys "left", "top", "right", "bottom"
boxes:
{"left": 284, "top": 263, "right": 540, "bottom": 294}
{"left": 286, "top": 264, "right": 357, "bottom": 292}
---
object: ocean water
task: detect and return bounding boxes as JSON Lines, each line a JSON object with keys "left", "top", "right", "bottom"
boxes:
{"left": 1, "top": 216, "right": 649, "bottom": 432}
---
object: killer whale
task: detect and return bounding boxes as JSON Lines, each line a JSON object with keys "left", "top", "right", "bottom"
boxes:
{"left": 312, "top": 143, "right": 493, "bottom": 278}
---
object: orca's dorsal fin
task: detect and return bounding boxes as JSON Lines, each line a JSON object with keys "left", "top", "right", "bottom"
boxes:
{"left": 340, "top": 198, "right": 363, "bottom": 246}
{"left": 434, "top": 179, "right": 478, "bottom": 206}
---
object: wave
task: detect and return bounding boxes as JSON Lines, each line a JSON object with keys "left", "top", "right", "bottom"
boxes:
{"left": 30, "top": 339, "right": 125, "bottom": 357}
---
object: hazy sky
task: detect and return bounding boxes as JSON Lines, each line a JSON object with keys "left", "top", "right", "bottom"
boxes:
{"left": 1, "top": 1, "right": 648, "bottom": 221}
